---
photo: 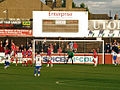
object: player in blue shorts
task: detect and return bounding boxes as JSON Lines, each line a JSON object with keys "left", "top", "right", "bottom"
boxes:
{"left": 111, "top": 50, "right": 117, "bottom": 66}
{"left": 34, "top": 52, "right": 43, "bottom": 77}
{"left": 1, "top": 47, "right": 11, "bottom": 69}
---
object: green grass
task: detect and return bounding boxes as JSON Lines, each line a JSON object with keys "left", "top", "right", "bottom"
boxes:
{"left": 0, "top": 64, "right": 120, "bottom": 90}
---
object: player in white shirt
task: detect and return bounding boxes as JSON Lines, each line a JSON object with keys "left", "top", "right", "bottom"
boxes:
{"left": 111, "top": 50, "right": 117, "bottom": 66}
{"left": 1, "top": 49, "right": 11, "bottom": 69}
{"left": 34, "top": 52, "right": 43, "bottom": 77}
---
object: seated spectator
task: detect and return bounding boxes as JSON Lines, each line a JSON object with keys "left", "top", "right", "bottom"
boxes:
{"left": 0, "top": 44, "right": 4, "bottom": 52}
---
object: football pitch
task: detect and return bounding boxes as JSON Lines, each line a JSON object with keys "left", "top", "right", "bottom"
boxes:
{"left": 0, "top": 64, "right": 120, "bottom": 90}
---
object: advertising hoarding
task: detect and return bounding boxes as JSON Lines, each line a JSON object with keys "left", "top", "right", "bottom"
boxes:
{"left": 33, "top": 11, "right": 88, "bottom": 37}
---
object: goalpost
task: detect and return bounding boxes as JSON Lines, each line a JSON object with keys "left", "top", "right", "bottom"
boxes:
{"left": 33, "top": 39, "right": 104, "bottom": 64}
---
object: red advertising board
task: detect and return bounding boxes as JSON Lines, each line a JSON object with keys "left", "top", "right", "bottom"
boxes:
{"left": 0, "top": 29, "right": 32, "bottom": 36}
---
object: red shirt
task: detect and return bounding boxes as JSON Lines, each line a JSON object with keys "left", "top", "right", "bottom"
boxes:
{"left": 47, "top": 49, "right": 51, "bottom": 56}
{"left": 11, "top": 44, "right": 15, "bottom": 51}
{"left": 58, "top": 48, "right": 62, "bottom": 53}
{"left": 22, "top": 50, "right": 27, "bottom": 58}
{"left": 93, "top": 50, "right": 97, "bottom": 58}
{"left": 73, "top": 43, "right": 78, "bottom": 49}
{"left": 0, "top": 47, "right": 4, "bottom": 52}
{"left": 5, "top": 49, "right": 10, "bottom": 55}
{"left": 27, "top": 50, "right": 32, "bottom": 58}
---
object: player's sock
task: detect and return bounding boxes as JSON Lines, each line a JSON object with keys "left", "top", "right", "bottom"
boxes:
{"left": 50, "top": 60, "right": 52, "bottom": 64}
{"left": 38, "top": 71, "right": 40, "bottom": 76}
{"left": 16, "top": 58, "right": 17, "bottom": 66}
{"left": 35, "top": 69, "right": 37, "bottom": 74}
{"left": 114, "top": 61, "right": 117, "bottom": 66}
{"left": 93, "top": 59, "right": 96, "bottom": 63}
{"left": 47, "top": 61, "right": 49, "bottom": 67}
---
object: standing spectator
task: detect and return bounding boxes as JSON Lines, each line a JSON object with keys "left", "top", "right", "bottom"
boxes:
{"left": 43, "top": 42, "right": 48, "bottom": 53}
{"left": 66, "top": 43, "right": 70, "bottom": 53}
{"left": 96, "top": 48, "right": 100, "bottom": 53}
{"left": 104, "top": 43, "right": 111, "bottom": 53}
{"left": 69, "top": 41, "right": 73, "bottom": 50}
{"left": 61, "top": 42, "right": 66, "bottom": 53}
{"left": 0, "top": 40, "right": 3, "bottom": 46}
{"left": 29, "top": 40, "right": 33, "bottom": 47}
{"left": 112, "top": 44, "right": 118, "bottom": 54}
{"left": 53, "top": 43, "right": 58, "bottom": 53}
{"left": 19, "top": 44, "right": 24, "bottom": 52}
{"left": 35, "top": 41, "right": 40, "bottom": 53}
{"left": 26, "top": 41, "right": 29, "bottom": 51}
{"left": 0, "top": 44, "right": 4, "bottom": 52}
{"left": 73, "top": 42, "right": 78, "bottom": 53}
{"left": 113, "top": 40, "right": 117, "bottom": 45}
{"left": 58, "top": 47, "right": 62, "bottom": 54}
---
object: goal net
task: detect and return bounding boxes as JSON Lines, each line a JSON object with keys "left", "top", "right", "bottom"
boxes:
{"left": 33, "top": 39, "right": 104, "bottom": 64}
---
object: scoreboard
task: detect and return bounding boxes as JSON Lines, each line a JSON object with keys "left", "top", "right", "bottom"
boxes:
{"left": 33, "top": 11, "right": 88, "bottom": 37}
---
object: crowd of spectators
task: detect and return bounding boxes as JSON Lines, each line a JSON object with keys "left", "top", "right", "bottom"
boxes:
{"left": 0, "top": 39, "right": 32, "bottom": 53}
{"left": 105, "top": 40, "right": 120, "bottom": 53}
{"left": 35, "top": 41, "right": 78, "bottom": 54}
{"left": 0, "top": 39, "right": 118, "bottom": 54}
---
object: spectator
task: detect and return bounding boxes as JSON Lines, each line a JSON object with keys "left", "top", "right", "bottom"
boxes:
{"left": 113, "top": 40, "right": 117, "bottom": 45}
{"left": 69, "top": 41, "right": 73, "bottom": 49}
{"left": 58, "top": 47, "right": 62, "bottom": 54}
{"left": 0, "top": 40, "right": 3, "bottom": 46}
{"left": 0, "top": 44, "right": 4, "bottom": 52}
{"left": 61, "top": 42, "right": 66, "bottom": 53}
{"left": 29, "top": 40, "right": 33, "bottom": 47}
{"left": 53, "top": 43, "right": 58, "bottom": 53}
{"left": 66, "top": 44, "right": 70, "bottom": 52}
{"left": 35, "top": 41, "right": 40, "bottom": 53}
{"left": 112, "top": 44, "right": 118, "bottom": 53}
{"left": 73, "top": 42, "right": 78, "bottom": 53}
{"left": 104, "top": 43, "right": 111, "bottom": 53}
{"left": 19, "top": 44, "right": 24, "bottom": 52}
{"left": 97, "top": 48, "right": 100, "bottom": 53}
{"left": 26, "top": 41, "right": 29, "bottom": 51}
{"left": 43, "top": 42, "right": 48, "bottom": 53}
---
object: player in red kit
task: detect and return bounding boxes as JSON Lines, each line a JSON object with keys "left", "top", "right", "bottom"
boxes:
{"left": 93, "top": 49, "right": 97, "bottom": 67}
{"left": 11, "top": 42, "right": 16, "bottom": 63}
{"left": 46, "top": 47, "right": 53, "bottom": 67}
{"left": 11, "top": 42, "right": 18, "bottom": 66}
{"left": 26, "top": 47, "right": 32, "bottom": 66}
{"left": 22, "top": 48, "right": 27, "bottom": 66}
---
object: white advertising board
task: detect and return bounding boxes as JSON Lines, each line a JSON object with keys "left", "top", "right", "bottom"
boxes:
{"left": 42, "top": 56, "right": 98, "bottom": 64}
{"left": 33, "top": 11, "right": 88, "bottom": 37}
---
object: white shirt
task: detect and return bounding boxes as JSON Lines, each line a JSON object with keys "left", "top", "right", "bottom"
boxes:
{"left": 35, "top": 55, "right": 42, "bottom": 66}
{"left": 112, "top": 51, "right": 117, "bottom": 56}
